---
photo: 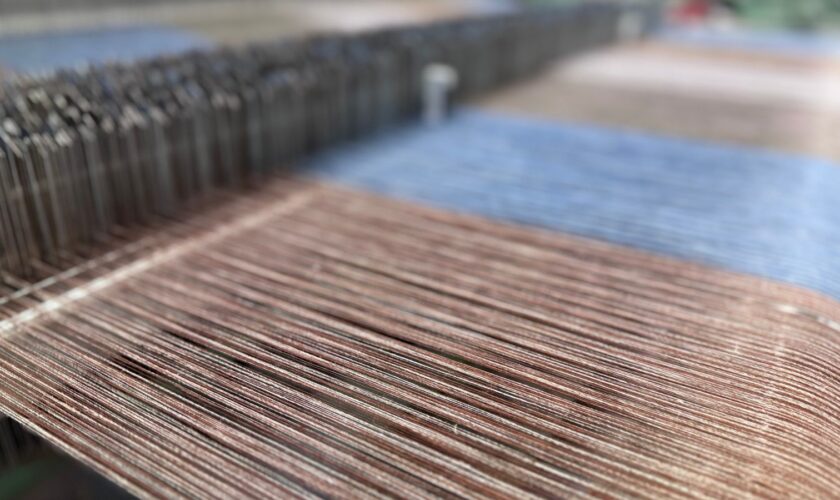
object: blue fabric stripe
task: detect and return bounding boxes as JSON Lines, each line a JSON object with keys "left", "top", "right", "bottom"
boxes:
{"left": 309, "top": 111, "right": 840, "bottom": 299}
{"left": 658, "top": 27, "right": 840, "bottom": 57}
{"left": 0, "top": 26, "right": 209, "bottom": 74}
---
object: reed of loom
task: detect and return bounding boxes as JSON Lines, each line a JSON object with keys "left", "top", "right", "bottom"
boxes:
{"left": 0, "top": 1, "right": 660, "bottom": 493}
{"left": 0, "top": 3, "right": 655, "bottom": 284}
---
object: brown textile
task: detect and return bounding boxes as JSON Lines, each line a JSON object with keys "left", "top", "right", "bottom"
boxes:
{"left": 0, "top": 180, "right": 837, "bottom": 498}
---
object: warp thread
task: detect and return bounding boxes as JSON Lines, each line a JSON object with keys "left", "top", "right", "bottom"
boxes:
{"left": 0, "top": 182, "right": 838, "bottom": 498}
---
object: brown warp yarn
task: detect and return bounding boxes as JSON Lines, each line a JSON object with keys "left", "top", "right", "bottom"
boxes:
{"left": 0, "top": 180, "right": 838, "bottom": 498}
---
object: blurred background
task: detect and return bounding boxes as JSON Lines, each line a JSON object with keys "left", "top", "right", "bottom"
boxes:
{"left": 1, "top": 0, "right": 839, "bottom": 498}
{"left": 2, "top": 1, "right": 840, "bottom": 76}
{"left": 1, "top": 0, "right": 837, "bottom": 155}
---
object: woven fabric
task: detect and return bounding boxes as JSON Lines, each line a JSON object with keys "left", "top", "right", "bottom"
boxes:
{"left": 310, "top": 110, "right": 840, "bottom": 299}
{"left": 1, "top": 14, "right": 838, "bottom": 499}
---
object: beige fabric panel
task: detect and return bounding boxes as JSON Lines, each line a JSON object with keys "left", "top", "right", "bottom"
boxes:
{"left": 480, "top": 41, "right": 840, "bottom": 162}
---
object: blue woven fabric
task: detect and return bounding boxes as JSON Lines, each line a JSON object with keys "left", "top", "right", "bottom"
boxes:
{"left": 658, "top": 27, "right": 840, "bottom": 57}
{"left": 0, "top": 26, "right": 209, "bottom": 74}
{"left": 309, "top": 111, "right": 840, "bottom": 299}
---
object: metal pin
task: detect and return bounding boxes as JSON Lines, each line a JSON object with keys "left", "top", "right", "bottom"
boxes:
{"left": 0, "top": 3, "right": 653, "bottom": 280}
{"left": 422, "top": 64, "right": 458, "bottom": 126}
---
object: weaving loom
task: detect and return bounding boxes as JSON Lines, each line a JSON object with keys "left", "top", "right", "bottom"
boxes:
{"left": 1, "top": 1, "right": 839, "bottom": 498}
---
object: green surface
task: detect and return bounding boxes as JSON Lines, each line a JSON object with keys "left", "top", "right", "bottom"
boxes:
{"left": 0, "top": 458, "right": 61, "bottom": 500}
{"left": 731, "top": 0, "right": 840, "bottom": 30}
